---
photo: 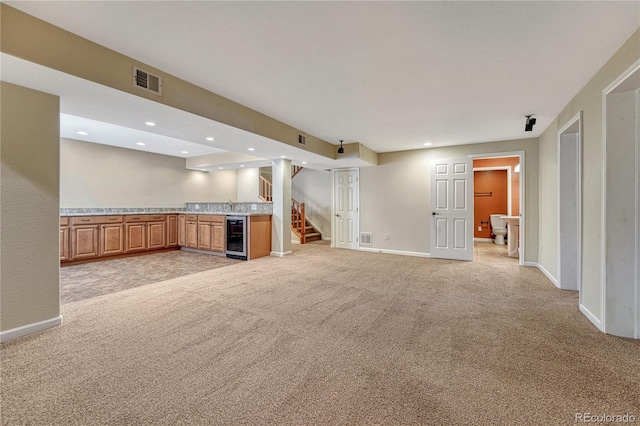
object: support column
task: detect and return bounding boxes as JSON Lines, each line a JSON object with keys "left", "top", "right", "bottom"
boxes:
{"left": 271, "top": 159, "right": 292, "bottom": 256}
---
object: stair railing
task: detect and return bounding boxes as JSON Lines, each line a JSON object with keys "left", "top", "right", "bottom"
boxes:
{"left": 291, "top": 198, "right": 306, "bottom": 244}
{"left": 259, "top": 176, "right": 272, "bottom": 202}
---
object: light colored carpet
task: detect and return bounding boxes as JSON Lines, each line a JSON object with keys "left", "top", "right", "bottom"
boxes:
{"left": 1, "top": 243, "right": 639, "bottom": 425}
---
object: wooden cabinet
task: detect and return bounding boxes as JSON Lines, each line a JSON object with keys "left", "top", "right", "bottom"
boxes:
{"left": 60, "top": 217, "right": 69, "bottom": 261}
{"left": 248, "top": 215, "right": 272, "bottom": 260}
{"left": 178, "top": 215, "right": 186, "bottom": 246}
{"left": 125, "top": 223, "right": 146, "bottom": 253}
{"left": 147, "top": 221, "right": 166, "bottom": 250}
{"left": 197, "top": 215, "right": 225, "bottom": 253}
{"left": 185, "top": 218, "right": 198, "bottom": 248}
{"left": 100, "top": 224, "right": 124, "bottom": 256}
{"left": 62, "top": 213, "right": 179, "bottom": 264}
{"left": 71, "top": 225, "right": 99, "bottom": 259}
{"left": 167, "top": 215, "right": 178, "bottom": 247}
{"left": 212, "top": 222, "right": 225, "bottom": 253}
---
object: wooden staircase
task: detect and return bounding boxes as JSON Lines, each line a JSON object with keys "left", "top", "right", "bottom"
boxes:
{"left": 259, "top": 165, "right": 322, "bottom": 244}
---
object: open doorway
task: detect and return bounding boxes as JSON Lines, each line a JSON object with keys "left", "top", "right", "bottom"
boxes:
{"left": 471, "top": 153, "right": 524, "bottom": 265}
{"left": 558, "top": 112, "right": 582, "bottom": 293}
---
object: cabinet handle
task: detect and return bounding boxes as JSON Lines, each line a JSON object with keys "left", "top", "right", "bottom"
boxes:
{"left": 108, "top": 218, "right": 118, "bottom": 221}
{"left": 81, "top": 219, "right": 90, "bottom": 222}
{"left": 132, "top": 217, "right": 140, "bottom": 220}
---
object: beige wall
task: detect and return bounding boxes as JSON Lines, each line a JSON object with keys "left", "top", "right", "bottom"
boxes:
{"left": 236, "top": 167, "right": 260, "bottom": 202}
{"left": 537, "top": 28, "right": 640, "bottom": 321}
{"left": 360, "top": 138, "right": 538, "bottom": 261}
{"left": 61, "top": 138, "right": 238, "bottom": 207}
{"left": 292, "top": 168, "right": 332, "bottom": 238}
{"left": 1, "top": 82, "right": 60, "bottom": 334}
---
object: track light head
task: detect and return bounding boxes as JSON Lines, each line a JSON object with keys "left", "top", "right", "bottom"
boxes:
{"left": 337, "top": 140, "right": 344, "bottom": 154}
{"left": 525, "top": 114, "right": 536, "bottom": 132}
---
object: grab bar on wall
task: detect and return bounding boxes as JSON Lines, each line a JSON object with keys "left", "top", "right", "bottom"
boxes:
{"left": 474, "top": 191, "right": 493, "bottom": 197}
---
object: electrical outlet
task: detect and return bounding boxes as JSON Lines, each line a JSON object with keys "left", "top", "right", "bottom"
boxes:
{"left": 251, "top": 204, "right": 257, "bottom": 211}
{"left": 384, "top": 233, "right": 390, "bottom": 240}
{"left": 478, "top": 226, "right": 482, "bottom": 232}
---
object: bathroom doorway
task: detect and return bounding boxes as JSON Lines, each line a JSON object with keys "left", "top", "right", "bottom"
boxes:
{"left": 471, "top": 153, "right": 524, "bottom": 265}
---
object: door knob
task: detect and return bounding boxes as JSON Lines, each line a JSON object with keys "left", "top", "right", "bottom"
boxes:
{"left": 336, "top": 214, "right": 341, "bottom": 217}
{"left": 432, "top": 212, "right": 441, "bottom": 216}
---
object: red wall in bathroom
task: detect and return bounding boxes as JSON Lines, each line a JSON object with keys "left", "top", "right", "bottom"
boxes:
{"left": 473, "top": 157, "right": 520, "bottom": 216}
{"left": 474, "top": 170, "right": 508, "bottom": 238}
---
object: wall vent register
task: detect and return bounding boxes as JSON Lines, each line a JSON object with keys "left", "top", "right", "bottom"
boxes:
{"left": 133, "top": 67, "right": 162, "bottom": 95}
{"left": 360, "top": 232, "right": 372, "bottom": 246}
{"left": 298, "top": 134, "right": 306, "bottom": 146}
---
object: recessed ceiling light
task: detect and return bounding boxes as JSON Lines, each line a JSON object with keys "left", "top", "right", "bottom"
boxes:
{"left": 136, "top": 142, "right": 146, "bottom": 146}
{"left": 181, "top": 151, "right": 189, "bottom": 154}
{"left": 423, "top": 142, "right": 433, "bottom": 146}
{"left": 145, "top": 122, "right": 156, "bottom": 127}
{"left": 280, "top": 155, "right": 287, "bottom": 159}
{"left": 206, "top": 137, "right": 215, "bottom": 141}
{"left": 240, "top": 165, "right": 245, "bottom": 168}
{"left": 76, "top": 131, "right": 89, "bottom": 136}
{"left": 302, "top": 161, "right": 307, "bottom": 165}
{"left": 248, "top": 148, "right": 255, "bottom": 151}
{"left": 218, "top": 167, "right": 223, "bottom": 170}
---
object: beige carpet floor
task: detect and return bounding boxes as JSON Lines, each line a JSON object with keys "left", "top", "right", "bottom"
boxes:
{"left": 1, "top": 243, "right": 638, "bottom": 425}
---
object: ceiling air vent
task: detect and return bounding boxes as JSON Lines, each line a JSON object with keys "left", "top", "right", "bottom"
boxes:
{"left": 133, "top": 67, "right": 162, "bottom": 95}
{"left": 360, "top": 232, "right": 372, "bottom": 246}
{"left": 298, "top": 134, "right": 306, "bottom": 146}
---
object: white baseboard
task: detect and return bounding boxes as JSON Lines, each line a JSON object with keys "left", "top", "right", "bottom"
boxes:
{"left": 524, "top": 262, "right": 559, "bottom": 287}
{"left": 322, "top": 237, "right": 331, "bottom": 241}
{"left": 0, "top": 315, "right": 62, "bottom": 343}
{"left": 474, "top": 238, "right": 493, "bottom": 242}
{"left": 270, "top": 250, "right": 292, "bottom": 257}
{"left": 359, "top": 247, "right": 431, "bottom": 258}
{"left": 579, "top": 303, "right": 603, "bottom": 331}
{"left": 291, "top": 240, "right": 301, "bottom": 245}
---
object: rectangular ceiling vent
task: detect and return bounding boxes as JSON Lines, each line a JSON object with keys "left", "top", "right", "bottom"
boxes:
{"left": 133, "top": 67, "right": 162, "bottom": 95}
{"left": 360, "top": 232, "right": 372, "bottom": 246}
{"left": 298, "top": 134, "right": 306, "bottom": 146}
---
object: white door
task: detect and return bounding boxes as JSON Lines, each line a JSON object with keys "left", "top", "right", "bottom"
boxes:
{"left": 430, "top": 157, "right": 473, "bottom": 261}
{"left": 334, "top": 169, "right": 359, "bottom": 249}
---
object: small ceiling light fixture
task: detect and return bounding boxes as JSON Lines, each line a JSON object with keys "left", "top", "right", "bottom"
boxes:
{"left": 423, "top": 142, "right": 433, "bottom": 147}
{"left": 136, "top": 142, "right": 146, "bottom": 146}
{"left": 181, "top": 151, "right": 189, "bottom": 154}
{"left": 76, "top": 131, "right": 89, "bottom": 136}
{"left": 524, "top": 114, "right": 536, "bottom": 132}
{"left": 206, "top": 137, "right": 215, "bottom": 141}
{"left": 218, "top": 167, "right": 223, "bottom": 170}
{"left": 248, "top": 148, "right": 255, "bottom": 151}
{"left": 302, "top": 161, "right": 307, "bottom": 165}
{"left": 144, "top": 121, "right": 156, "bottom": 127}
{"left": 240, "top": 164, "right": 245, "bottom": 168}
{"left": 337, "top": 140, "right": 344, "bottom": 154}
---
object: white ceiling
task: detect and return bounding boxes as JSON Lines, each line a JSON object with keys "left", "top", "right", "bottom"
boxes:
{"left": 4, "top": 1, "right": 640, "bottom": 157}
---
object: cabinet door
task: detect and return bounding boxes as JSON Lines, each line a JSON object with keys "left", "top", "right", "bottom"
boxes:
{"left": 198, "top": 222, "right": 212, "bottom": 250}
{"left": 212, "top": 223, "right": 225, "bottom": 253}
{"left": 100, "top": 224, "right": 124, "bottom": 256}
{"left": 178, "top": 215, "right": 186, "bottom": 246}
{"left": 125, "top": 223, "right": 146, "bottom": 252}
{"left": 148, "top": 221, "right": 166, "bottom": 250}
{"left": 71, "top": 225, "right": 99, "bottom": 259}
{"left": 185, "top": 221, "right": 198, "bottom": 248}
{"left": 167, "top": 215, "right": 179, "bottom": 247}
{"left": 60, "top": 227, "right": 70, "bottom": 261}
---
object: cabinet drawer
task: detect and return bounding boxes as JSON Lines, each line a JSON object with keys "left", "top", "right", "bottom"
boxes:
{"left": 184, "top": 214, "right": 198, "bottom": 221}
{"left": 126, "top": 214, "right": 166, "bottom": 222}
{"left": 198, "top": 214, "right": 225, "bottom": 223}
{"left": 60, "top": 216, "right": 69, "bottom": 226}
{"left": 71, "top": 215, "right": 123, "bottom": 225}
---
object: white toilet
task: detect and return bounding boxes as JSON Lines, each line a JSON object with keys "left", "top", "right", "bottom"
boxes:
{"left": 489, "top": 214, "right": 507, "bottom": 245}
